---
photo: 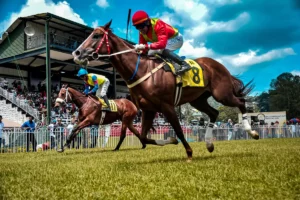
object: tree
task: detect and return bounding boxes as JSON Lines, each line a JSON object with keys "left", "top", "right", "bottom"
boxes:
{"left": 256, "top": 92, "right": 270, "bottom": 112}
{"left": 268, "top": 73, "right": 300, "bottom": 119}
{"left": 217, "top": 105, "right": 240, "bottom": 123}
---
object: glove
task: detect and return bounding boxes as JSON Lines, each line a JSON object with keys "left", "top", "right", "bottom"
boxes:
{"left": 134, "top": 44, "right": 146, "bottom": 51}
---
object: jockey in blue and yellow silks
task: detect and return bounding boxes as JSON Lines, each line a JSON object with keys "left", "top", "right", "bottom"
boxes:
{"left": 77, "top": 68, "right": 111, "bottom": 111}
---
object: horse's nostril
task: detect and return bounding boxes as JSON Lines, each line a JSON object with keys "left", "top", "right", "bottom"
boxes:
{"left": 75, "top": 50, "right": 81, "bottom": 56}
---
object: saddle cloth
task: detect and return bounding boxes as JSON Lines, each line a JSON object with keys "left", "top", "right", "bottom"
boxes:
{"left": 164, "top": 59, "right": 205, "bottom": 87}
{"left": 98, "top": 98, "right": 118, "bottom": 112}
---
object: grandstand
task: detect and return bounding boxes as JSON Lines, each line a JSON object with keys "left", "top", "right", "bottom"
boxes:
{"left": 0, "top": 12, "right": 133, "bottom": 125}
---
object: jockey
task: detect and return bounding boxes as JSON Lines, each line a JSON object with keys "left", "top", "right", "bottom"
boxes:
{"left": 132, "top": 10, "right": 190, "bottom": 75}
{"left": 77, "top": 68, "right": 111, "bottom": 111}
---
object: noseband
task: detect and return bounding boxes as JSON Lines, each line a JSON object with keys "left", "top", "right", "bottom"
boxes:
{"left": 55, "top": 88, "right": 72, "bottom": 104}
{"left": 91, "top": 27, "right": 135, "bottom": 60}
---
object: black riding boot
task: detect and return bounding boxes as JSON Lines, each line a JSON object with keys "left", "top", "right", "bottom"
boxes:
{"left": 162, "top": 49, "right": 191, "bottom": 75}
{"left": 102, "top": 95, "right": 111, "bottom": 111}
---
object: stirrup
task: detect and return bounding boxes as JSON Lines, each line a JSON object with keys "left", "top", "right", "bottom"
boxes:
{"left": 102, "top": 107, "right": 111, "bottom": 111}
{"left": 177, "top": 66, "right": 191, "bottom": 75}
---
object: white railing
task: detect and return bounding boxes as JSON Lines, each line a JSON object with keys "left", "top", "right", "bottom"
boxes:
{"left": 0, "top": 125, "right": 299, "bottom": 153}
{"left": 0, "top": 87, "right": 40, "bottom": 119}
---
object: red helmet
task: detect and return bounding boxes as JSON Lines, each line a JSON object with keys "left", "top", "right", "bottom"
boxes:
{"left": 132, "top": 10, "right": 149, "bottom": 25}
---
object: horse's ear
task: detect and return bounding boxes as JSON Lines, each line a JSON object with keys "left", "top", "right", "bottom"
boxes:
{"left": 62, "top": 84, "right": 68, "bottom": 88}
{"left": 104, "top": 19, "right": 112, "bottom": 30}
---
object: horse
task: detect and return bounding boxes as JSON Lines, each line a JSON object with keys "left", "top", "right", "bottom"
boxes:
{"left": 72, "top": 20, "right": 259, "bottom": 161}
{"left": 54, "top": 85, "right": 146, "bottom": 151}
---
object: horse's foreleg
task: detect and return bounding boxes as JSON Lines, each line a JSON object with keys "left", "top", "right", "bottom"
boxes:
{"left": 57, "top": 119, "right": 91, "bottom": 153}
{"left": 161, "top": 104, "right": 193, "bottom": 161}
{"left": 114, "top": 123, "right": 127, "bottom": 151}
{"left": 140, "top": 111, "right": 165, "bottom": 145}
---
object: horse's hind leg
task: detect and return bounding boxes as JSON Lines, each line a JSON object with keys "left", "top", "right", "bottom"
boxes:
{"left": 128, "top": 123, "right": 146, "bottom": 149}
{"left": 190, "top": 91, "right": 219, "bottom": 153}
{"left": 114, "top": 123, "right": 127, "bottom": 151}
{"left": 212, "top": 88, "right": 259, "bottom": 140}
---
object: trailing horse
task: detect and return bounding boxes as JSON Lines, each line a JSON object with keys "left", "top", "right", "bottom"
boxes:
{"left": 54, "top": 85, "right": 145, "bottom": 151}
{"left": 72, "top": 20, "right": 258, "bottom": 161}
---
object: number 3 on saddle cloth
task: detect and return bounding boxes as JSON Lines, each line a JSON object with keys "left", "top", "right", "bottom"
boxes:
{"left": 163, "top": 58, "right": 205, "bottom": 87}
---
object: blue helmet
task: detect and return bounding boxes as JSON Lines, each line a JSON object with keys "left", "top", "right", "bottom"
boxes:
{"left": 77, "top": 68, "right": 88, "bottom": 77}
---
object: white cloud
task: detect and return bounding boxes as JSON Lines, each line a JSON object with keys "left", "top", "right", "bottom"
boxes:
{"left": 185, "top": 12, "right": 250, "bottom": 37}
{"left": 92, "top": 20, "right": 99, "bottom": 28}
{"left": 154, "top": 12, "right": 181, "bottom": 27}
{"left": 291, "top": 70, "right": 300, "bottom": 76}
{"left": 177, "top": 40, "right": 296, "bottom": 74}
{"left": 96, "top": 0, "right": 109, "bottom": 8}
{"left": 0, "top": 0, "right": 85, "bottom": 32}
{"left": 179, "top": 39, "right": 214, "bottom": 58}
{"left": 164, "top": 0, "right": 208, "bottom": 21}
{"left": 206, "top": 0, "right": 240, "bottom": 5}
{"left": 221, "top": 48, "right": 296, "bottom": 67}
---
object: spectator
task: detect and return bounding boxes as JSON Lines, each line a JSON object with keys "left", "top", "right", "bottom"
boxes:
{"left": 47, "top": 119, "right": 56, "bottom": 149}
{"left": 227, "top": 119, "right": 234, "bottom": 140}
{"left": 2, "top": 78, "right": 8, "bottom": 89}
{"left": 21, "top": 116, "right": 36, "bottom": 152}
{"left": 90, "top": 125, "right": 99, "bottom": 148}
{"left": 66, "top": 118, "right": 76, "bottom": 148}
{"left": 54, "top": 118, "right": 65, "bottom": 150}
{"left": 0, "top": 115, "right": 4, "bottom": 150}
{"left": 102, "top": 125, "right": 111, "bottom": 148}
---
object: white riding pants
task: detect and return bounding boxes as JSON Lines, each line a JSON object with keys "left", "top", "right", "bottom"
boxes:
{"left": 148, "top": 33, "right": 183, "bottom": 56}
{"left": 96, "top": 78, "right": 110, "bottom": 97}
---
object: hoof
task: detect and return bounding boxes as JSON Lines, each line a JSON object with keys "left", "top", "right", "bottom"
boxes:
{"left": 251, "top": 131, "right": 259, "bottom": 140}
{"left": 141, "top": 144, "right": 146, "bottom": 149}
{"left": 168, "top": 137, "right": 179, "bottom": 145}
{"left": 186, "top": 158, "right": 192, "bottom": 163}
{"left": 57, "top": 148, "right": 64, "bottom": 153}
{"left": 206, "top": 142, "right": 214, "bottom": 153}
{"left": 112, "top": 148, "right": 119, "bottom": 151}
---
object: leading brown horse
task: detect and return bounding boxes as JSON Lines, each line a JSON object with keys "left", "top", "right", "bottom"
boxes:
{"left": 72, "top": 20, "right": 259, "bottom": 161}
{"left": 54, "top": 85, "right": 145, "bottom": 151}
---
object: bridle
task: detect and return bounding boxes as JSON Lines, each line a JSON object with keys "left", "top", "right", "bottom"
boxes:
{"left": 91, "top": 27, "right": 135, "bottom": 60}
{"left": 55, "top": 88, "right": 72, "bottom": 104}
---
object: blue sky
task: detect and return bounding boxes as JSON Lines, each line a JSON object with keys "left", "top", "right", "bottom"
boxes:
{"left": 1, "top": 0, "right": 300, "bottom": 95}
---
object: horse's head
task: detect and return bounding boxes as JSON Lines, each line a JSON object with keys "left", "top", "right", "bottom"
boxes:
{"left": 54, "top": 84, "right": 72, "bottom": 107}
{"left": 72, "top": 20, "right": 113, "bottom": 66}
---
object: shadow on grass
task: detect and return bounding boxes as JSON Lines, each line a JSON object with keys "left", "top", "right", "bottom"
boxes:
{"left": 133, "top": 152, "right": 258, "bottom": 165}
{"left": 55, "top": 147, "right": 144, "bottom": 155}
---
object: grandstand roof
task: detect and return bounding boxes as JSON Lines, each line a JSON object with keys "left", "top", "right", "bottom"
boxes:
{"left": 0, "top": 12, "right": 134, "bottom": 84}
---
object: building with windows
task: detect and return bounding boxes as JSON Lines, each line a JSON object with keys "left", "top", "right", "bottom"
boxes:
{"left": 0, "top": 12, "right": 133, "bottom": 123}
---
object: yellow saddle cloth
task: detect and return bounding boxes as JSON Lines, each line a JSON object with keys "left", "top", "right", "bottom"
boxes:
{"left": 98, "top": 98, "right": 118, "bottom": 112}
{"left": 167, "top": 59, "right": 205, "bottom": 87}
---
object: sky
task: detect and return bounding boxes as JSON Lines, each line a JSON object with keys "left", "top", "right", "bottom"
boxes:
{"left": 0, "top": 0, "right": 299, "bottom": 95}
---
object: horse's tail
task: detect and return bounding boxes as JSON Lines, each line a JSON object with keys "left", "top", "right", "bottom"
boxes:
{"left": 231, "top": 76, "right": 254, "bottom": 98}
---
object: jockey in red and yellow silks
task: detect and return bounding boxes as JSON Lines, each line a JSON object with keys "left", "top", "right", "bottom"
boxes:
{"left": 132, "top": 10, "right": 191, "bottom": 75}
{"left": 77, "top": 68, "right": 111, "bottom": 111}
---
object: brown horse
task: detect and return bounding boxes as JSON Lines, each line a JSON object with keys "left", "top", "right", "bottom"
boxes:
{"left": 72, "top": 20, "right": 259, "bottom": 161}
{"left": 54, "top": 85, "right": 145, "bottom": 151}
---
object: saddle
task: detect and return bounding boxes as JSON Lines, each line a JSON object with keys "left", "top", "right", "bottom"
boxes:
{"left": 88, "top": 95, "right": 118, "bottom": 112}
{"left": 154, "top": 55, "right": 205, "bottom": 88}
{"left": 98, "top": 98, "right": 117, "bottom": 112}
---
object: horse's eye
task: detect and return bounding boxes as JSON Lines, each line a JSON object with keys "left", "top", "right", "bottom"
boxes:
{"left": 93, "top": 34, "right": 100, "bottom": 39}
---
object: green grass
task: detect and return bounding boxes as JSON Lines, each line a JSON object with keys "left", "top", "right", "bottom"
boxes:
{"left": 0, "top": 139, "right": 300, "bottom": 200}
